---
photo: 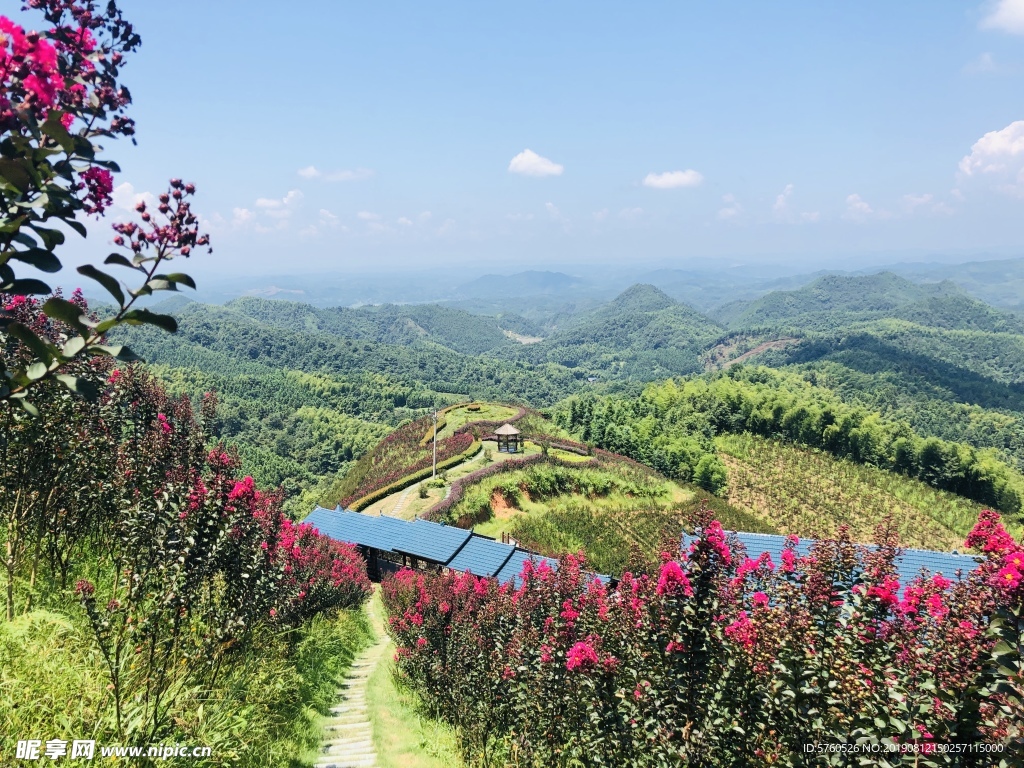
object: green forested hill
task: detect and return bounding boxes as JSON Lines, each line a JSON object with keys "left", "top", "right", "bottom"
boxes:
{"left": 106, "top": 269, "right": 1024, "bottom": 531}
{"left": 713, "top": 272, "right": 1024, "bottom": 333}
{"left": 226, "top": 297, "right": 516, "bottom": 355}
{"left": 494, "top": 284, "right": 724, "bottom": 378}
{"left": 112, "top": 301, "right": 588, "bottom": 504}
{"left": 117, "top": 301, "right": 582, "bottom": 403}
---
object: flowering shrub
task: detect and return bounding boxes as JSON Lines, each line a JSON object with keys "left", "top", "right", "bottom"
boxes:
{"left": 423, "top": 452, "right": 548, "bottom": 522}
{"left": 1, "top": 295, "right": 371, "bottom": 740}
{"left": 1, "top": 1, "right": 209, "bottom": 411}
{"left": 342, "top": 431, "right": 474, "bottom": 509}
{"left": 382, "top": 507, "right": 1024, "bottom": 766}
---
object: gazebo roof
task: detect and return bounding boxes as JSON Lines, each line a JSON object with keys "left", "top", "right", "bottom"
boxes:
{"left": 494, "top": 423, "right": 521, "bottom": 436}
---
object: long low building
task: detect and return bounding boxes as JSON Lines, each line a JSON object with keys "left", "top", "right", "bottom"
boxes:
{"left": 682, "top": 530, "right": 982, "bottom": 586}
{"left": 304, "top": 506, "right": 560, "bottom": 585}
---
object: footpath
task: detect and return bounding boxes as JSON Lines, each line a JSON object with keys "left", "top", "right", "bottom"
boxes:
{"left": 313, "top": 636, "right": 389, "bottom": 768}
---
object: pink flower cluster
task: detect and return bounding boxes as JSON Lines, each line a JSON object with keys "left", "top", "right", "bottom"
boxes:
{"left": 966, "top": 510, "right": 1024, "bottom": 598}
{"left": 380, "top": 510, "right": 1022, "bottom": 761}
{"left": 0, "top": 15, "right": 63, "bottom": 124}
{"left": 566, "top": 639, "right": 600, "bottom": 671}
{"left": 112, "top": 179, "right": 211, "bottom": 258}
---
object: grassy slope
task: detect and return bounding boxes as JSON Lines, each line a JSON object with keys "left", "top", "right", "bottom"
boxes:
{"left": 365, "top": 592, "right": 464, "bottom": 768}
{"left": 715, "top": 432, "right": 992, "bottom": 550}
{"left": 457, "top": 462, "right": 773, "bottom": 575}
{"left": 0, "top": 601, "right": 373, "bottom": 767}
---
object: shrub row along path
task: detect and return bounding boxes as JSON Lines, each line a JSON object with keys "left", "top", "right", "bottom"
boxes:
{"left": 314, "top": 633, "right": 390, "bottom": 767}
{"left": 362, "top": 440, "right": 541, "bottom": 521}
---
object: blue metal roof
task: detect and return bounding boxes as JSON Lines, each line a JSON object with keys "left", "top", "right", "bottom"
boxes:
{"left": 304, "top": 509, "right": 608, "bottom": 584}
{"left": 494, "top": 548, "right": 559, "bottom": 587}
{"left": 304, "top": 508, "right": 402, "bottom": 552}
{"left": 683, "top": 531, "right": 981, "bottom": 591}
{"left": 393, "top": 518, "right": 474, "bottom": 565}
{"left": 446, "top": 536, "right": 517, "bottom": 577}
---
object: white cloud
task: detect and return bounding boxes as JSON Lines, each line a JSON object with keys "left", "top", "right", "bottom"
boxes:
{"left": 398, "top": 217, "right": 414, "bottom": 226}
{"left": 618, "top": 207, "right": 644, "bottom": 220}
{"left": 903, "top": 193, "right": 933, "bottom": 210}
{"left": 357, "top": 211, "right": 381, "bottom": 221}
{"left": 437, "top": 218, "right": 456, "bottom": 235}
{"left": 319, "top": 208, "right": 338, "bottom": 225}
{"left": 506, "top": 212, "right": 534, "bottom": 221}
{"left": 958, "top": 120, "right": 1024, "bottom": 195}
{"left": 508, "top": 149, "right": 564, "bottom": 177}
{"left": 843, "top": 193, "right": 874, "bottom": 220}
{"left": 642, "top": 169, "right": 703, "bottom": 189}
{"left": 959, "top": 120, "right": 1024, "bottom": 175}
{"left": 980, "top": 0, "right": 1024, "bottom": 34}
{"left": 592, "top": 208, "right": 609, "bottom": 222}
{"left": 773, "top": 184, "right": 794, "bottom": 214}
{"left": 111, "top": 182, "right": 156, "bottom": 213}
{"left": 546, "top": 202, "right": 571, "bottom": 231}
{"left": 964, "top": 52, "right": 999, "bottom": 73}
{"left": 418, "top": 211, "right": 433, "bottom": 222}
{"left": 297, "top": 166, "right": 373, "bottom": 182}
{"left": 718, "top": 193, "right": 743, "bottom": 220}
{"left": 231, "top": 207, "right": 254, "bottom": 225}
{"left": 800, "top": 211, "right": 821, "bottom": 222}
{"left": 255, "top": 190, "right": 303, "bottom": 219}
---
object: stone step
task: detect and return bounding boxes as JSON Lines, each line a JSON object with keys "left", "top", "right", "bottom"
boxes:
{"left": 324, "top": 714, "right": 370, "bottom": 725}
{"left": 314, "top": 636, "right": 389, "bottom": 768}
{"left": 323, "top": 740, "right": 375, "bottom": 752}
{"left": 323, "top": 724, "right": 372, "bottom": 737}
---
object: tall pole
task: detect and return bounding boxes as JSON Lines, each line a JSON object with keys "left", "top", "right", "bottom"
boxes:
{"left": 432, "top": 408, "right": 438, "bottom": 478}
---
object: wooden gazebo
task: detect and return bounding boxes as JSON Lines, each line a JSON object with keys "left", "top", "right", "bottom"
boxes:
{"left": 494, "top": 423, "right": 522, "bottom": 453}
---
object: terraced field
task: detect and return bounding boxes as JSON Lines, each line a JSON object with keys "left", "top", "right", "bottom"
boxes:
{"left": 715, "top": 432, "right": 990, "bottom": 550}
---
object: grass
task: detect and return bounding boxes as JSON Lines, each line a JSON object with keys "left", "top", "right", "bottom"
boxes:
{"left": 364, "top": 592, "right": 464, "bottom": 768}
{"left": 0, "top": 595, "right": 374, "bottom": 767}
{"left": 363, "top": 440, "right": 542, "bottom": 519}
{"left": 436, "top": 402, "right": 519, "bottom": 440}
{"left": 716, "top": 432, "right": 989, "bottom": 550}
{"left": 448, "top": 459, "right": 773, "bottom": 574}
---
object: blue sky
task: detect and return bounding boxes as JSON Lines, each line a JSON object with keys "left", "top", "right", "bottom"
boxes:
{"left": 54, "top": 0, "right": 1024, "bottom": 275}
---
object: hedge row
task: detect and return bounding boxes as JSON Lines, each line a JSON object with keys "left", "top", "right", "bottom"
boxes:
{"left": 418, "top": 418, "right": 448, "bottom": 447}
{"left": 423, "top": 453, "right": 603, "bottom": 523}
{"left": 451, "top": 406, "right": 529, "bottom": 439}
{"left": 349, "top": 440, "right": 482, "bottom": 511}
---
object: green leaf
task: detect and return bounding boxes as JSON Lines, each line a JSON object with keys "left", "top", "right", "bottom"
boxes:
{"left": 7, "top": 323, "right": 55, "bottom": 362}
{"left": 71, "top": 135, "right": 95, "bottom": 160}
{"left": 65, "top": 219, "right": 87, "bottom": 238}
{"left": 0, "top": 214, "right": 28, "bottom": 234}
{"left": 122, "top": 309, "right": 177, "bottom": 333}
{"left": 26, "top": 361, "right": 48, "bottom": 381}
{"left": 40, "top": 112, "right": 76, "bottom": 154}
{"left": 3, "top": 278, "right": 51, "bottom": 294}
{"left": 17, "top": 398, "right": 39, "bottom": 417}
{"left": 42, "top": 297, "right": 88, "bottom": 334}
{"left": 10, "top": 247, "right": 61, "bottom": 273}
{"left": 93, "top": 318, "right": 119, "bottom": 335}
{"left": 0, "top": 158, "right": 33, "bottom": 192}
{"left": 91, "top": 159, "right": 121, "bottom": 172}
{"left": 88, "top": 344, "right": 141, "bottom": 362}
{"left": 146, "top": 279, "right": 176, "bottom": 292}
{"left": 61, "top": 336, "right": 86, "bottom": 358}
{"left": 104, "top": 253, "right": 139, "bottom": 270}
{"left": 164, "top": 273, "right": 197, "bottom": 290}
{"left": 29, "top": 225, "right": 65, "bottom": 250}
{"left": 55, "top": 374, "right": 99, "bottom": 399}
{"left": 77, "top": 264, "right": 125, "bottom": 307}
